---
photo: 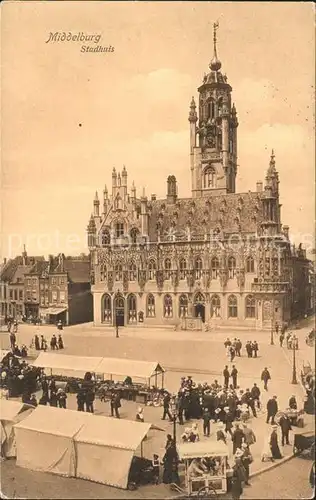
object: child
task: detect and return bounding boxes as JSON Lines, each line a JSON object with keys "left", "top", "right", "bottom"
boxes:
{"left": 152, "top": 454, "right": 160, "bottom": 484}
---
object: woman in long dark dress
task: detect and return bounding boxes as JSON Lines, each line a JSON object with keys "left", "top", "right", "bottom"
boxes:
{"left": 270, "top": 426, "right": 283, "bottom": 459}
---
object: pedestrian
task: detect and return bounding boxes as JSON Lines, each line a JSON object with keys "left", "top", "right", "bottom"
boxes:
{"left": 223, "top": 365, "right": 230, "bottom": 389}
{"left": 231, "top": 455, "right": 245, "bottom": 500}
{"left": 245, "top": 388, "right": 257, "bottom": 417}
{"left": 250, "top": 383, "right": 261, "bottom": 410}
{"left": 136, "top": 407, "right": 144, "bottom": 422}
{"left": 241, "top": 443, "right": 253, "bottom": 485}
{"left": 261, "top": 367, "right": 271, "bottom": 390}
{"left": 289, "top": 395, "right": 297, "bottom": 410}
{"left": 279, "top": 332, "right": 284, "bottom": 347}
{"left": 231, "top": 365, "right": 238, "bottom": 389}
{"left": 58, "top": 334, "right": 64, "bottom": 350}
{"left": 236, "top": 339, "right": 242, "bottom": 357}
{"left": 232, "top": 424, "right": 244, "bottom": 455}
{"left": 202, "top": 408, "right": 211, "bottom": 437}
{"left": 266, "top": 395, "right": 278, "bottom": 425}
{"left": 279, "top": 413, "right": 292, "bottom": 446}
{"left": 177, "top": 394, "right": 184, "bottom": 425}
{"left": 216, "top": 422, "right": 227, "bottom": 444}
{"left": 110, "top": 391, "right": 121, "bottom": 418}
{"left": 270, "top": 425, "right": 283, "bottom": 459}
{"left": 161, "top": 392, "right": 173, "bottom": 421}
{"left": 77, "top": 388, "right": 85, "bottom": 411}
{"left": 224, "top": 338, "right": 231, "bottom": 348}
{"left": 50, "top": 334, "right": 57, "bottom": 350}
{"left": 261, "top": 431, "right": 274, "bottom": 462}
{"left": 229, "top": 346, "right": 236, "bottom": 362}
{"left": 252, "top": 341, "right": 259, "bottom": 358}
{"left": 49, "top": 390, "right": 58, "bottom": 407}
{"left": 165, "top": 434, "right": 173, "bottom": 449}
{"left": 223, "top": 407, "right": 233, "bottom": 438}
{"left": 152, "top": 454, "right": 160, "bottom": 484}
{"left": 57, "top": 388, "right": 67, "bottom": 409}
{"left": 242, "top": 423, "right": 256, "bottom": 446}
{"left": 34, "top": 334, "right": 40, "bottom": 351}
{"left": 85, "top": 388, "right": 95, "bottom": 413}
{"left": 245, "top": 341, "right": 252, "bottom": 358}
{"left": 29, "top": 394, "right": 38, "bottom": 407}
{"left": 9, "top": 332, "right": 16, "bottom": 350}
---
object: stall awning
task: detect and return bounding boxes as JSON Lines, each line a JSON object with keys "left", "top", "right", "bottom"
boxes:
{"left": 97, "top": 357, "right": 164, "bottom": 380}
{"left": 0, "top": 350, "right": 10, "bottom": 362}
{"left": 0, "top": 400, "right": 34, "bottom": 422}
{"left": 44, "top": 307, "right": 67, "bottom": 315}
{"left": 177, "top": 440, "right": 229, "bottom": 459}
{"left": 31, "top": 352, "right": 103, "bottom": 375}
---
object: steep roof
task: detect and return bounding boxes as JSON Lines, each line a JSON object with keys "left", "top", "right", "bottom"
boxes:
{"left": 27, "top": 260, "right": 50, "bottom": 277}
{"left": 50, "top": 257, "right": 90, "bottom": 283}
{"left": 148, "top": 191, "right": 265, "bottom": 242}
{"left": 0, "top": 256, "right": 45, "bottom": 283}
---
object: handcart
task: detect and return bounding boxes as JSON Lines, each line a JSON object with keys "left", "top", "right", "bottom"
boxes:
{"left": 170, "top": 441, "right": 232, "bottom": 499}
{"left": 293, "top": 430, "right": 315, "bottom": 458}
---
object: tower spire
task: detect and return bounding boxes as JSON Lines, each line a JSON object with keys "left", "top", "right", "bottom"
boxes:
{"left": 209, "top": 21, "right": 221, "bottom": 71}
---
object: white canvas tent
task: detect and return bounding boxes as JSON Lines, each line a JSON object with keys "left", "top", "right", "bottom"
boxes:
{"left": 74, "top": 415, "right": 151, "bottom": 489}
{"left": 31, "top": 352, "right": 103, "bottom": 379}
{"left": 0, "top": 350, "right": 10, "bottom": 362}
{"left": 97, "top": 357, "right": 165, "bottom": 387}
{"left": 0, "top": 400, "right": 34, "bottom": 457}
{"left": 14, "top": 406, "right": 93, "bottom": 476}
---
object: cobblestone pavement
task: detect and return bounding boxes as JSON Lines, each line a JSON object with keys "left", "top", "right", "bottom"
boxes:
{"left": 0, "top": 319, "right": 314, "bottom": 499}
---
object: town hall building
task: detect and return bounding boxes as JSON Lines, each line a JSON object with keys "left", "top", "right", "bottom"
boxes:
{"left": 87, "top": 25, "right": 311, "bottom": 330}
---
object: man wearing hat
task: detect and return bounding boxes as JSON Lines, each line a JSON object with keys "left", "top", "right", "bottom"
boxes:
{"left": 223, "top": 365, "right": 230, "bottom": 389}
{"left": 232, "top": 424, "right": 244, "bottom": 455}
{"left": 241, "top": 443, "right": 253, "bottom": 485}
{"left": 266, "top": 395, "right": 278, "bottom": 424}
{"left": 242, "top": 423, "right": 256, "bottom": 446}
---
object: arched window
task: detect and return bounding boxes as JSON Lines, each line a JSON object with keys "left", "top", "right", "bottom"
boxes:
{"left": 127, "top": 294, "right": 137, "bottom": 323}
{"left": 164, "top": 258, "right": 172, "bottom": 279}
{"left": 210, "top": 294, "right": 221, "bottom": 318}
{"left": 228, "top": 295, "right": 238, "bottom": 318}
{"left": 246, "top": 256, "right": 255, "bottom": 273}
{"left": 163, "top": 294, "right": 173, "bottom": 318}
{"left": 194, "top": 257, "right": 203, "bottom": 279}
{"left": 101, "top": 229, "right": 110, "bottom": 246}
{"left": 245, "top": 295, "right": 256, "bottom": 318}
{"left": 204, "top": 167, "right": 216, "bottom": 189}
{"left": 115, "top": 263, "right": 123, "bottom": 281}
{"left": 100, "top": 264, "right": 107, "bottom": 282}
{"left": 102, "top": 293, "right": 112, "bottom": 323}
{"left": 130, "top": 228, "right": 139, "bottom": 245}
{"left": 211, "top": 257, "right": 220, "bottom": 279}
{"left": 194, "top": 292, "right": 205, "bottom": 304}
{"left": 179, "top": 259, "right": 187, "bottom": 280}
{"left": 115, "top": 222, "right": 124, "bottom": 238}
{"left": 148, "top": 260, "right": 156, "bottom": 280}
{"left": 116, "top": 196, "right": 123, "bottom": 210}
{"left": 129, "top": 261, "right": 137, "bottom": 281}
{"left": 179, "top": 294, "right": 188, "bottom": 318}
{"left": 147, "top": 294, "right": 155, "bottom": 317}
{"left": 228, "top": 256, "right": 236, "bottom": 279}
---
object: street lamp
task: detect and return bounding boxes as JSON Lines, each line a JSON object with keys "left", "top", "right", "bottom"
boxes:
{"left": 170, "top": 396, "right": 177, "bottom": 444}
{"left": 291, "top": 334, "right": 298, "bottom": 385}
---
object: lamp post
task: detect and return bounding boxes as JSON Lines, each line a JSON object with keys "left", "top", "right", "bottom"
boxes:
{"left": 291, "top": 334, "right": 298, "bottom": 385}
{"left": 170, "top": 397, "right": 177, "bottom": 444}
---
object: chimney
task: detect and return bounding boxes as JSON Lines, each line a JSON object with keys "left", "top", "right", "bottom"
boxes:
{"left": 151, "top": 194, "right": 157, "bottom": 201}
{"left": 3, "top": 258, "right": 7, "bottom": 265}
{"left": 256, "top": 181, "right": 263, "bottom": 193}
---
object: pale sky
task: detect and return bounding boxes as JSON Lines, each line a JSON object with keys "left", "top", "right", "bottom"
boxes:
{"left": 1, "top": 1, "right": 315, "bottom": 259}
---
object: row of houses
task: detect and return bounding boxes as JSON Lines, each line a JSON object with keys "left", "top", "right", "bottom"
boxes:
{"left": 0, "top": 248, "right": 93, "bottom": 326}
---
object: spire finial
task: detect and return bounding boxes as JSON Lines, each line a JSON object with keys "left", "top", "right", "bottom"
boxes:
{"left": 210, "top": 21, "right": 221, "bottom": 71}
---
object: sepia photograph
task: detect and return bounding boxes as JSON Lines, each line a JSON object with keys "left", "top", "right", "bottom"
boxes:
{"left": 0, "top": 1, "right": 315, "bottom": 499}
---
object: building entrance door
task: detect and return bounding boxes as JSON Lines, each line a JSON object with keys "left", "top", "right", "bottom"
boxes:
{"left": 194, "top": 303, "right": 205, "bottom": 323}
{"left": 114, "top": 295, "right": 125, "bottom": 327}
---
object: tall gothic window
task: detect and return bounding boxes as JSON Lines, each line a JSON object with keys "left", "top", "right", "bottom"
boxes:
{"left": 211, "top": 257, "right": 220, "bottom": 279}
{"left": 194, "top": 257, "right": 203, "bottom": 279}
{"left": 179, "top": 294, "right": 188, "bottom": 318}
{"left": 204, "top": 167, "right": 216, "bottom": 188}
{"left": 164, "top": 258, "right": 172, "bottom": 279}
{"left": 129, "top": 261, "right": 137, "bottom": 281}
{"left": 246, "top": 256, "right": 255, "bottom": 273}
{"left": 179, "top": 258, "right": 187, "bottom": 279}
{"left": 115, "top": 263, "right": 123, "bottom": 281}
{"left": 100, "top": 264, "right": 107, "bottom": 282}
{"left": 147, "top": 294, "right": 155, "bottom": 317}
{"left": 102, "top": 293, "right": 112, "bottom": 323}
{"left": 148, "top": 260, "right": 156, "bottom": 280}
{"left": 228, "top": 295, "right": 238, "bottom": 318}
{"left": 210, "top": 294, "right": 221, "bottom": 318}
{"left": 130, "top": 228, "right": 139, "bottom": 244}
{"left": 115, "top": 223, "right": 124, "bottom": 238}
{"left": 245, "top": 295, "right": 256, "bottom": 318}
{"left": 228, "top": 256, "right": 236, "bottom": 279}
{"left": 127, "top": 294, "right": 137, "bottom": 323}
{"left": 101, "top": 229, "right": 110, "bottom": 246}
{"left": 163, "top": 294, "right": 173, "bottom": 318}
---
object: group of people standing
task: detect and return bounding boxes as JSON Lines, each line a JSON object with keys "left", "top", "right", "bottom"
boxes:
{"left": 31, "top": 333, "right": 64, "bottom": 351}
{"left": 224, "top": 338, "right": 259, "bottom": 361}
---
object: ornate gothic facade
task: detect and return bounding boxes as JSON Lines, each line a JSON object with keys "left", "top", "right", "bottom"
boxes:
{"left": 87, "top": 26, "right": 310, "bottom": 330}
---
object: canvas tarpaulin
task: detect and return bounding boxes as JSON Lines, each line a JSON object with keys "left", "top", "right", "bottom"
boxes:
{"left": 74, "top": 415, "right": 151, "bottom": 489}
{"left": 0, "top": 400, "right": 34, "bottom": 458}
{"left": 31, "top": 352, "right": 103, "bottom": 379}
{"left": 96, "top": 357, "right": 164, "bottom": 382}
{"left": 14, "top": 406, "right": 93, "bottom": 476}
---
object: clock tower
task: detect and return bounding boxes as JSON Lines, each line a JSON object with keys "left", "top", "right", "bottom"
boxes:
{"left": 189, "top": 23, "right": 238, "bottom": 198}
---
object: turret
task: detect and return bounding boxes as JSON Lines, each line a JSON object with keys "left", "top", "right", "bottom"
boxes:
{"left": 167, "top": 175, "right": 177, "bottom": 204}
{"left": 140, "top": 187, "right": 149, "bottom": 236}
{"left": 188, "top": 97, "right": 197, "bottom": 153}
{"left": 87, "top": 214, "right": 96, "bottom": 248}
{"left": 103, "top": 185, "right": 108, "bottom": 214}
{"left": 93, "top": 191, "right": 100, "bottom": 217}
{"left": 262, "top": 150, "right": 281, "bottom": 235}
{"left": 112, "top": 167, "right": 117, "bottom": 188}
{"left": 122, "top": 165, "right": 127, "bottom": 187}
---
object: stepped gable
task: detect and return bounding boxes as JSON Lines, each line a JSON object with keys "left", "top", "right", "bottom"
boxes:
{"left": 148, "top": 191, "right": 264, "bottom": 241}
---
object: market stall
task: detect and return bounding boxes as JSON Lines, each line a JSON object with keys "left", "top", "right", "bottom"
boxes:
{"left": 31, "top": 352, "right": 103, "bottom": 380}
{"left": 177, "top": 440, "right": 230, "bottom": 496}
{"left": 14, "top": 406, "right": 93, "bottom": 476}
{"left": 0, "top": 400, "right": 34, "bottom": 458}
{"left": 96, "top": 357, "right": 165, "bottom": 387}
{"left": 74, "top": 414, "right": 151, "bottom": 489}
